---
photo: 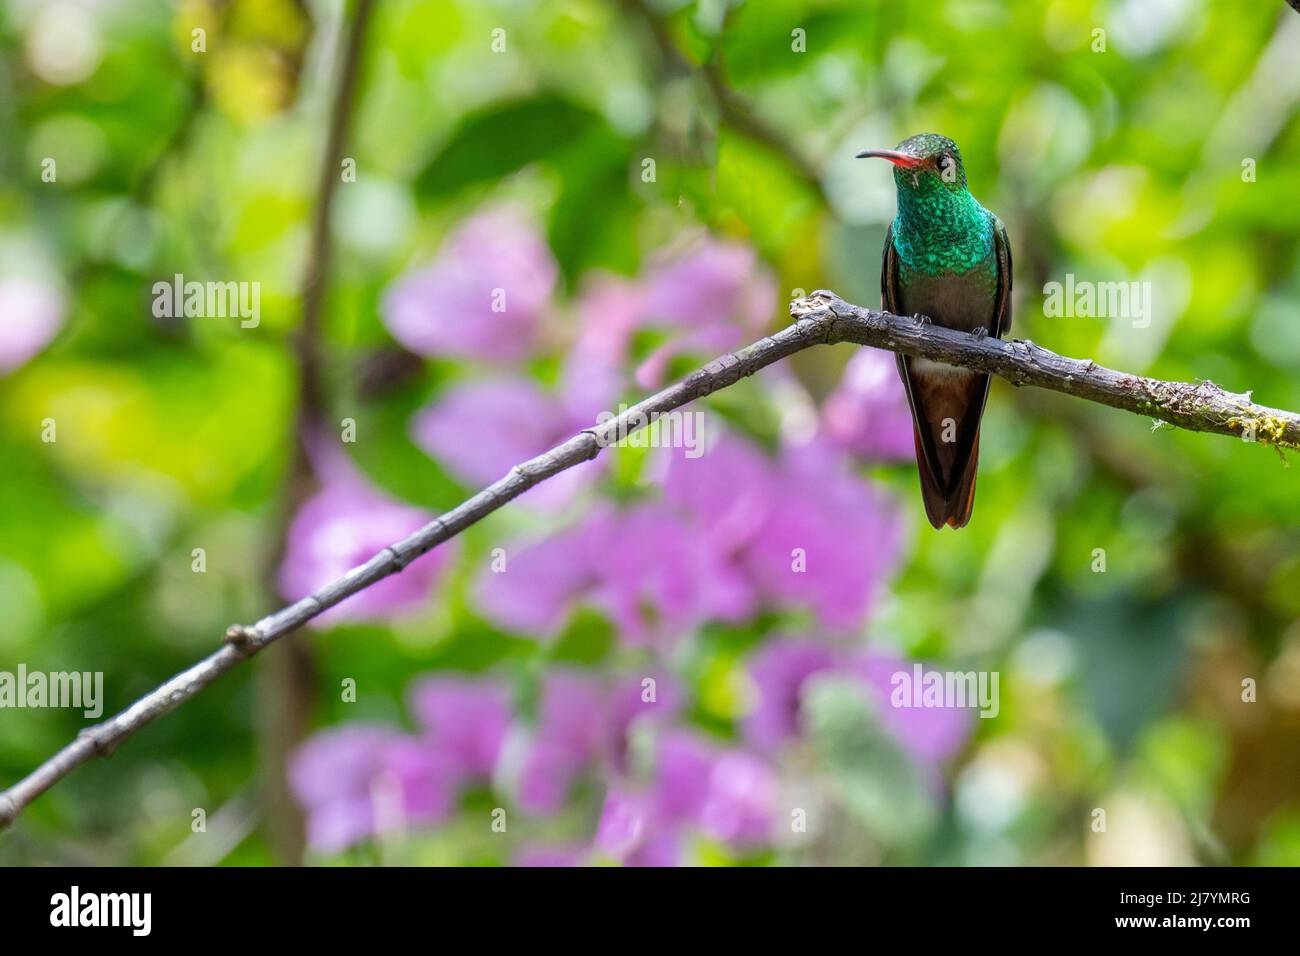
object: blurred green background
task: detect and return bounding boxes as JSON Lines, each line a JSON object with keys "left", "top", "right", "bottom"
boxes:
{"left": 2, "top": 0, "right": 1299, "bottom": 866}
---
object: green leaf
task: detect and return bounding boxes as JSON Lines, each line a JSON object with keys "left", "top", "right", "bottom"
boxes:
{"left": 1064, "top": 595, "right": 1188, "bottom": 755}
{"left": 547, "top": 127, "right": 637, "bottom": 285}
{"left": 415, "top": 95, "right": 605, "bottom": 199}
{"left": 547, "top": 607, "right": 616, "bottom": 664}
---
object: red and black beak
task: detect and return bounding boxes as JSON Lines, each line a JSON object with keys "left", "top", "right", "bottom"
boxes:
{"left": 855, "top": 148, "right": 925, "bottom": 169}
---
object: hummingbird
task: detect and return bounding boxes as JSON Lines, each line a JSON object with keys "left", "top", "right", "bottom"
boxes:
{"left": 856, "top": 134, "right": 1012, "bottom": 529}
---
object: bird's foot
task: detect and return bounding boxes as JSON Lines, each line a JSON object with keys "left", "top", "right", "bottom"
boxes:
{"left": 971, "top": 326, "right": 988, "bottom": 340}
{"left": 912, "top": 313, "right": 931, "bottom": 326}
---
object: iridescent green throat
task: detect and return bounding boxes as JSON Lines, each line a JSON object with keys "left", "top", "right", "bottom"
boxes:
{"left": 891, "top": 173, "right": 994, "bottom": 277}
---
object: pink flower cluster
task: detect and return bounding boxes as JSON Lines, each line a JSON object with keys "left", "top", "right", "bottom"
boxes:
{"left": 291, "top": 638, "right": 971, "bottom": 863}
{"left": 281, "top": 206, "right": 939, "bottom": 865}
{"left": 475, "top": 429, "right": 905, "bottom": 646}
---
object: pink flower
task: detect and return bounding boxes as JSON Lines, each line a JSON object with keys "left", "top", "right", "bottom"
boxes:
{"left": 289, "top": 726, "right": 462, "bottom": 852}
{"left": 661, "top": 427, "right": 906, "bottom": 633}
{"left": 851, "top": 652, "right": 972, "bottom": 771}
{"left": 407, "top": 676, "right": 513, "bottom": 778}
{"left": 290, "top": 725, "right": 398, "bottom": 808}
{"left": 821, "top": 348, "right": 915, "bottom": 461}
{"left": 742, "top": 639, "right": 838, "bottom": 751}
{"left": 480, "top": 502, "right": 754, "bottom": 647}
{"left": 516, "top": 671, "right": 609, "bottom": 813}
{"left": 633, "top": 237, "right": 777, "bottom": 388}
{"left": 699, "top": 750, "right": 778, "bottom": 847}
{"left": 0, "top": 276, "right": 64, "bottom": 374}
{"left": 514, "top": 844, "right": 589, "bottom": 867}
{"left": 586, "top": 503, "right": 755, "bottom": 647}
{"left": 658, "top": 429, "right": 775, "bottom": 554}
{"left": 738, "top": 440, "right": 904, "bottom": 633}
{"left": 381, "top": 208, "right": 557, "bottom": 362}
{"left": 513, "top": 669, "right": 682, "bottom": 814}
{"left": 651, "top": 730, "right": 715, "bottom": 820}
{"left": 607, "top": 670, "right": 682, "bottom": 764}
{"left": 472, "top": 519, "right": 604, "bottom": 636}
{"left": 570, "top": 236, "right": 778, "bottom": 390}
{"left": 278, "top": 446, "right": 454, "bottom": 625}
{"left": 570, "top": 272, "right": 646, "bottom": 371}
{"left": 596, "top": 786, "right": 661, "bottom": 862}
{"left": 476, "top": 425, "right": 905, "bottom": 644}
{"left": 641, "top": 237, "right": 774, "bottom": 332}
{"left": 595, "top": 731, "right": 779, "bottom": 865}
{"left": 384, "top": 739, "right": 464, "bottom": 824}
{"left": 411, "top": 375, "right": 606, "bottom": 512}
{"left": 741, "top": 637, "right": 973, "bottom": 778}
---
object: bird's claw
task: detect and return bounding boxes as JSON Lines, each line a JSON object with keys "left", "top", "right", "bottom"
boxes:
{"left": 912, "top": 313, "right": 931, "bottom": 326}
{"left": 971, "top": 326, "right": 988, "bottom": 340}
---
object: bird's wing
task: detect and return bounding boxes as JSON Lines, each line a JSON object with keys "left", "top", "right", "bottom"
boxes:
{"left": 940, "top": 213, "right": 1012, "bottom": 527}
{"left": 939, "top": 213, "right": 1012, "bottom": 527}
{"left": 992, "top": 212, "right": 1013, "bottom": 337}
{"left": 881, "top": 217, "right": 901, "bottom": 316}
{"left": 884, "top": 219, "right": 948, "bottom": 528}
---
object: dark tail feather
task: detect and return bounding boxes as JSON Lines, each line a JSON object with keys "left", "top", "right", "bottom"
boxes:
{"left": 914, "top": 428, "right": 949, "bottom": 530}
{"left": 945, "top": 433, "right": 980, "bottom": 529}
{"left": 913, "top": 428, "right": 980, "bottom": 530}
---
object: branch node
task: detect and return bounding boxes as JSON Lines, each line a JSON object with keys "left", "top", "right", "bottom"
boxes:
{"left": 223, "top": 624, "right": 259, "bottom": 655}
{"left": 789, "top": 290, "right": 835, "bottom": 320}
{"left": 78, "top": 726, "right": 117, "bottom": 758}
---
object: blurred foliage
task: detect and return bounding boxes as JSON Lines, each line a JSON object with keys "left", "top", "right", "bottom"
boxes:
{"left": 2, "top": 0, "right": 1300, "bottom": 866}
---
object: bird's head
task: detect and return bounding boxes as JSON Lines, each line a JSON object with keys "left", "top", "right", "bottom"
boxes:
{"left": 857, "top": 133, "right": 967, "bottom": 193}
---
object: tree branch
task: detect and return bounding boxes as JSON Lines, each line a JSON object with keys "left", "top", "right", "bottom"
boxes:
{"left": 795, "top": 293, "right": 1300, "bottom": 448}
{"left": 255, "top": 0, "right": 378, "bottom": 865}
{"left": 3, "top": 289, "right": 1297, "bottom": 831}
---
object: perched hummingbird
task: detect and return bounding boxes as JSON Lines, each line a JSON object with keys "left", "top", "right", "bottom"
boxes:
{"left": 857, "top": 134, "right": 1012, "bottom": 529}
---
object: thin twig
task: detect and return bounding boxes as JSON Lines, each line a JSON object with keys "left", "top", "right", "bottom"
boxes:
{"left": 618, "top": 0, "right": 828, "bottom": 202}
{"left": 3, "top": 290, "right": 1298, "bottom": 830}
{"left": 297, "top": 0, "right": 376, "bottom": 420}
{"left": 254, "top": 0, "right": 379, "bottom": 865}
